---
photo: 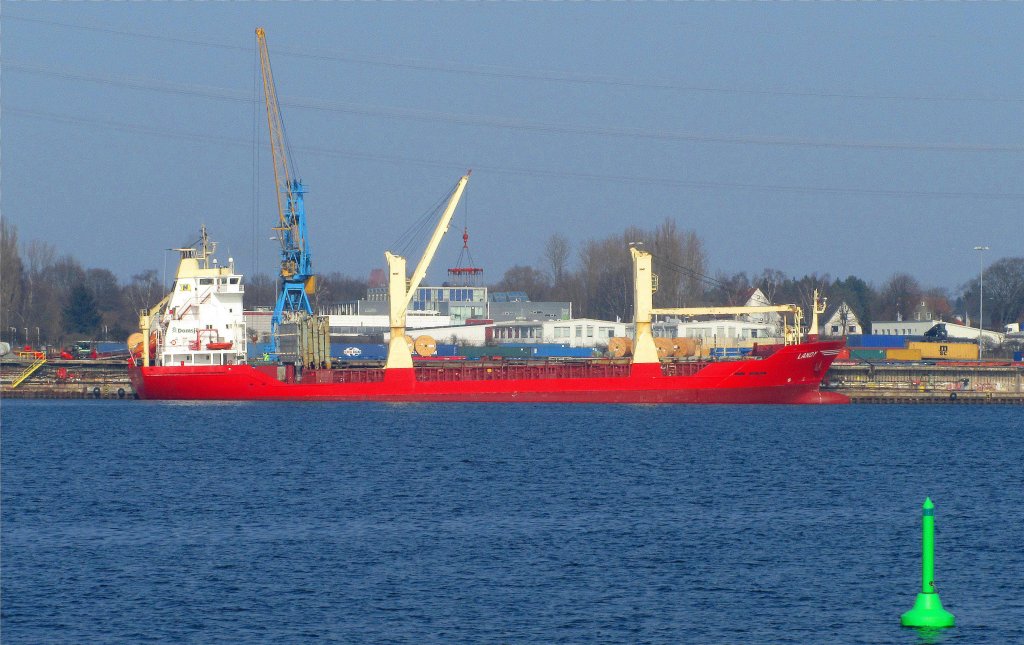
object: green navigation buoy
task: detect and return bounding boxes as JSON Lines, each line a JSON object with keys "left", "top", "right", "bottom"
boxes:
{"left": 900, "top": 497, "right": 956, "bottom": 628}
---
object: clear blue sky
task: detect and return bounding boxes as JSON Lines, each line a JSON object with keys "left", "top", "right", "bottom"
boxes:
{"left": 3, "top": 2, "right": 1021, "bottom": 293}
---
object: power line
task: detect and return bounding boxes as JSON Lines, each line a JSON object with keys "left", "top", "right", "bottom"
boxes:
{"left": 7, "top": 12, "right": 1024, "bottom": 105}
{"left": 8, "top": 106, "right": 1024, "bottom": 202}
{"left": 7, "top": 60, "right": 1023, "bottom": 153}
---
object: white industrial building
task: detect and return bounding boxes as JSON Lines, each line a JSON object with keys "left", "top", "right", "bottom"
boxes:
{"left": 246, "top": 309, "right": 453, "bottom": 343}
{"left": 327, "top": 313, "right": 452, "bottom": 337}
{"left": 650, "top": 319, "right": 781, "bottom": 344}
{"left": 390, "top": 317, "right": 628, "bottom": 348}
{"left": 870, "top": 319, "right": 1004, "bottom": 345}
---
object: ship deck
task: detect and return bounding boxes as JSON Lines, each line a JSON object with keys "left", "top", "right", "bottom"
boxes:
{"left": 290, "top": 360, "right": 691, "bottom": 384}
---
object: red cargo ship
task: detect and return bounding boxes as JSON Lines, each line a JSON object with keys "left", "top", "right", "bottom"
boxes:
{"left": 129, "top": 341, "right": 847, "bottom": 404}
{"left": 127, "top": 223, "right": 847, "bottom": 404}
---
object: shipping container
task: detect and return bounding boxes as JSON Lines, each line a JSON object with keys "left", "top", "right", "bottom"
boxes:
{"left": 501, "top": 343, "right": 597, "bottom": 358}
{"left": 885, "top": 348, "right": 923, "bottom": 361}
{"left": 847, "top": 335, "right": 906, "bottom": 349}
{"left": 328, "top": 343, "right": 456, "bottom": 361}
{"left": 435, "top": 343, "right": 458, "bottom": 357}
{"left": 94, "top": 341, "right": 128, "bottom": 355}
{"left": 709, "top": 347, "right": 753, "bottom": 358}
{"left": 533, "top": 345, "right": 597, "bottom": 358}
{"left": 907, "top": 341, "right": 979, "bottom": 361}
{"left": 850, "top": 348, "right": 886, "bottom": 361}
{"left": 458, "top": 345, "right": 534, "bottom": 359}
{"left": 333, "top": 343, "right": 388, "bottom": 361}
{"left": 1015, "top": 351, "right": 1023, "bottom": 362}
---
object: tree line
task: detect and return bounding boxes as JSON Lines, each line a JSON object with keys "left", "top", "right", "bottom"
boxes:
{"left": 2, "top": 218, "right": 1022, "bottom": 348}
{"left": 490, "top": 219, "right": 1024, "bottom": 334}
{"left": 0, "top": 220, "right": 372, "bottom": 347}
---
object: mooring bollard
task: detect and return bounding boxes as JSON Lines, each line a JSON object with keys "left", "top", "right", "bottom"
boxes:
{"left": 900, "top": 497, "right": 955, "bottom": 628}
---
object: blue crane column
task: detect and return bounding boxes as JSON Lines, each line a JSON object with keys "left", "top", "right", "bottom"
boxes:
{"left": 270, "top": 178, "right": 313, "bottom": 355}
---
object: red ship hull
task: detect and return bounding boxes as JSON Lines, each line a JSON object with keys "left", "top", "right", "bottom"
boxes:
{"left": 129, "top": 340, "right": 849, "bottom": 404}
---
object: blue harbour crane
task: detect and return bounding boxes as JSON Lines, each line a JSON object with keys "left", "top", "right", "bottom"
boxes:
{"left": 256, "top": 27, "right": 315, "bottom": 353}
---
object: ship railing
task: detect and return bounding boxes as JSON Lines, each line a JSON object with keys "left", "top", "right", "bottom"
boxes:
{"left": 300, "top": 368, "right": 386, "bottom": 384}
{"left": 413, "top": 361, "right": 632, "bottom": 382}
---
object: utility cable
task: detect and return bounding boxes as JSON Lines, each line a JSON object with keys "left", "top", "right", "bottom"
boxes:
{"left": 9, "top": 106, "right": 1024, "bottom": 202}
{"left": 6, "top": 13, "right": 1024, "bottom": 105}
{"left": 6, "top": 60, "right": 1023, "bottom": 154}
{"left": 252, "top": 42, "right": 261, "bottom": 278}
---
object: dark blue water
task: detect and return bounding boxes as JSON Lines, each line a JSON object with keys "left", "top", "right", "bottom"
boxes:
{"left": 2, "top": 401, "right": 1021, "bottom": 643}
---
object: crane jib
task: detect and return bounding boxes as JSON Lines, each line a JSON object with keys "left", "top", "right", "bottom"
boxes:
{"left": 257, "top": 28, "right": 315, "bottom": 355}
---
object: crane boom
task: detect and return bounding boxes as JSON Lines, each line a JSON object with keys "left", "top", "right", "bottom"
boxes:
{"left": 403, "top": 172, "right": 472, "bottom": 310}
{"left": 256, "top": 27, "right": 292, "bottom": 235}
{"left": 256, "top": 27, "right": 314, "bottom": 353}
{"left": 384, "top": 173, "right": 472, "bottom": 370}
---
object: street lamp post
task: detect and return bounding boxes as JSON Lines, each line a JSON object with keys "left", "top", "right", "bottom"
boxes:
{"left": 974, "top": 246, "right": 989, "bottom": 359}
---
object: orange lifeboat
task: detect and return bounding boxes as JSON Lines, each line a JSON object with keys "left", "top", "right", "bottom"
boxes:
{"left": 206, "top": 342, "right": 233, "bottom": 350}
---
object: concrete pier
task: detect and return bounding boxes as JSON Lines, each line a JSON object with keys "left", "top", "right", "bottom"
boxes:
{"left": 1, "top": 358, "right": 135, "bottom": 399}
{"left": 826, "top": 362, "right": 1024, "bottom": 404}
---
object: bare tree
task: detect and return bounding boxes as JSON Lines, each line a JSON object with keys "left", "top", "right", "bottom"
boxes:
{"left": 577, "top": 235, "right": 634, "bottom": 320}
{"left": 708, "top": 271, "right": 752, "bottom": 306}
{"left": 243, "top": 273, "right": 277, "bottom": 310}
{"left": 542, "top": 233, "right": 571, "bottom": 287}
{"left": 315, "top": 272, "right": 370, "bottom": 309}
{"left": 756, "top": 269, "right": 787, "bottom": 305}
{"left": 978, "top": 257, "right": 1024, "bottom": 329}
{"left": 686, "top": 231, "right": 708, "bottom": 303}
{"left": 21, "top": 240, "right": 57, "bottom": 338}
{"left": 0, "top": 220, "right": 24, "bottom": 337}
{"left": 124, "top": 268, "right": 164, "bottom": 319}
{"left": 651, "top": 219, "right": 684, "bottom": 308}
{"left": 793, "top": 273, "right": 832, "bottom": 319}
{"left": 24, "top": 239, "right": 56, "bottom": 276}
{"left": 492, "top": 265, "right": 552, "bottom": 301}
{"left": 83, "top": 268, "right": 126, "bottom": 339}
{"left": 922, "top": 287, "right": 953, "bottom": 323}
{"left": 876, "top": 273, "right": 923, "bottom": 322}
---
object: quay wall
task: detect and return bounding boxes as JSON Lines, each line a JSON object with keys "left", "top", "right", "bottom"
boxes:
{"left": 1, "top": 358, "right": 134, "bottom": 400}
{"left": 826, "top": 361, "right": 1023, "bottom": 404}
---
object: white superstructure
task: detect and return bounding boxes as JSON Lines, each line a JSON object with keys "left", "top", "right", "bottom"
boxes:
{"left": 148, "top": 227, "right": 248, "bottom": 367}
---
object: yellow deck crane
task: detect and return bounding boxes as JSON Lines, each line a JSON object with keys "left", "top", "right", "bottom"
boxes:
{"left": 385, "top": 173, "right": 472, "bottom": 371}
{"left": 630, "top": 247, "right": 813, "bottom": 365}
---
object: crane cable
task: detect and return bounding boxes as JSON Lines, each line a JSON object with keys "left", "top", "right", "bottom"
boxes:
{"left": 251, "top": 42, "right": 261, "bottom": 278}
{"left": 390, "top": 178, "right": 463, "bottom": 260}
